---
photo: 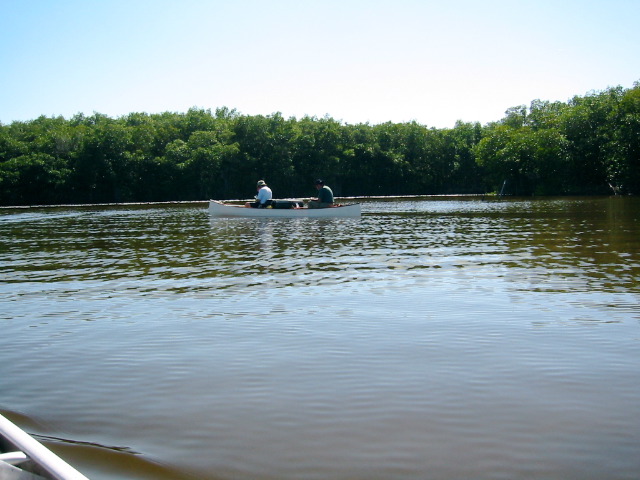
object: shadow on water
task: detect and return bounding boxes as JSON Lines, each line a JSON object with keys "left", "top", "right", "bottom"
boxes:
{"left": 1, "top": 409, "right": 203, "bottom": 480}
{"left": 49, "top": 442, "right": 203, "bottom": 480}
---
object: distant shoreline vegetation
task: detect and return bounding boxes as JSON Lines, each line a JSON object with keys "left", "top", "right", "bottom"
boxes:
{"left": 1, "top": 82, "right": 638, "bottom": 206}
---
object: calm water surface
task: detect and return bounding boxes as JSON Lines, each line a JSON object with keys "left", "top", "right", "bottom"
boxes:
{"left": 1, "top": 196, "right": 639, "bottom": 480}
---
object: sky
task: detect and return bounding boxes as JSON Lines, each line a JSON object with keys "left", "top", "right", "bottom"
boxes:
{"left": 1, "top": 0, "right": 639, "bottom": 128}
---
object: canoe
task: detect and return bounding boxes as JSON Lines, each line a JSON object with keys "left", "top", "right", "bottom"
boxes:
{"left": 208, "top": 200, "right": 361, "bottom": 218}
{"left": 0, "top": 413, "right": 89, "bottom": 480}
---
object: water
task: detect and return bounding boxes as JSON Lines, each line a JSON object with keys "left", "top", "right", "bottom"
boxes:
{"left": 1, "top": 196, "right": 639, "bottom": 480}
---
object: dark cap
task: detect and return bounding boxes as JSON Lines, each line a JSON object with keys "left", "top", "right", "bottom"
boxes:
{"left": 314, "top": 179, "right": 324, "bottom": 185}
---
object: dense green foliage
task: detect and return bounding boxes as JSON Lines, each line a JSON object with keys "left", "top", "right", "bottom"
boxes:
{"left": 476, "top": 84, "right": 640, "bottom": 196}
{"left": 1, "top": 83, "right": 638, "bottom": 206}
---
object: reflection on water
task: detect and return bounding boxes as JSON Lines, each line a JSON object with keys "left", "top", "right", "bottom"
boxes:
{"left": 1, "top": 197, "right": 639, "bottom": 480}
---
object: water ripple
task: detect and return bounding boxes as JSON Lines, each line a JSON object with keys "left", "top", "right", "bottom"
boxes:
{"left": 1, "top": 197, "right": 640, "bottom": 480}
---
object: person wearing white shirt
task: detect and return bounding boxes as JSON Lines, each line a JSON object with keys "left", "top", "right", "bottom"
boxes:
{"left": 245, "top": 180, "right": 273, "bottom": 208}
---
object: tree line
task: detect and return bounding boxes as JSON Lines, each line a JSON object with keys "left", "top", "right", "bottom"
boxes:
{"left": 1, "top": 82, "right": 638, "bottom": 206}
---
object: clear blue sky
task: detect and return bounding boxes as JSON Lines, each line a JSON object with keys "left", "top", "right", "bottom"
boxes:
{"left": 1, "top": 0, "right": 638, "bottom": 128}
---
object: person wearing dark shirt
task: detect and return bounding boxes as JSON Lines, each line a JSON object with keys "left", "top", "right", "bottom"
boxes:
{"left": 308, "top": 179, "right": 334, "bottom": 208}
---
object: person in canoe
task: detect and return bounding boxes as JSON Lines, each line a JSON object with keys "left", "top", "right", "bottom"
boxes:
{"left": 245, "top": 179, "right": 273, "bottom": 208}
{"left": 308, "top": 179, "right": 334, "bottom": 208}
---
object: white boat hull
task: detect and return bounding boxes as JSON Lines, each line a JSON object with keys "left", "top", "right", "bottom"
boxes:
{"left": 208, "top": 200, "right": 361, "bottom": 218}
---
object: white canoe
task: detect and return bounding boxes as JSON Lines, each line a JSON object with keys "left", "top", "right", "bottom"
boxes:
{"left": 208, "top": 200, "right": 361, "bottom": 218}
{"left": 0, "top": 413, "right": 89, "bottom": 480}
